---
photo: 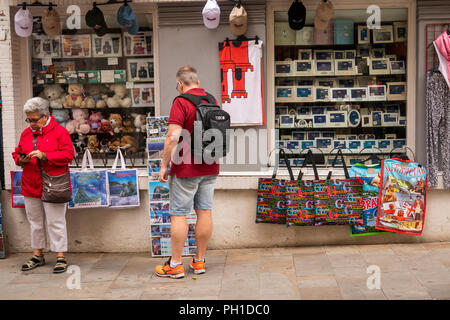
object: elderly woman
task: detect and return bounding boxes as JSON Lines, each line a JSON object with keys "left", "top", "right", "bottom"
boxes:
{"left": 12, "top": 97, "right": 74, "bottom": 273}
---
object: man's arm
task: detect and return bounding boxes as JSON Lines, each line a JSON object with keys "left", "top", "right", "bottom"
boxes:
{"left": 159, "top": 124, "right": 182, "bottom": 182}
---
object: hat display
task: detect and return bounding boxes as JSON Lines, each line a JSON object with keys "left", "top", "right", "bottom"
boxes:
{"left": 85, "top": 6, "right": 108, "bottom": 37}
{"left": 117, "top": 4, "right": 139, "bottom": 35}
{"left": 15, "top": 8, "right": 33, "bottom": 37}
{"left": 229, "top": 5, "right": 247, "bottom": 36}
{"left": 314, "top": 0, "right": 334, "bottom": 31}
{"left": 42, "top": 8, "right": 61, "bottom": 36}
{"left": 288, "top": 0, "right": 306, "bottom": 31}
{"left": 202, "top": 0, "right": 220, "bottom": 29}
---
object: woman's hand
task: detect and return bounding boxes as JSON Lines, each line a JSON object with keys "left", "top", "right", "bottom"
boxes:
{"left": 28, "top": 150, "right": 44, "bottom": 160}
{"left": 18, "top": 154, "right": 31, "bottom": 165}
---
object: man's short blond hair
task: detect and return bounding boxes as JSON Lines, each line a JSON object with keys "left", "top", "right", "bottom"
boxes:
{"left": 176, "top": 65, "right": 199, "bottom": 86}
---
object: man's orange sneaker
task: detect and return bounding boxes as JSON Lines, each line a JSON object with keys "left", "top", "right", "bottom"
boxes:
{"left": 155, "top": 258, "right": 185, "bottom": 279}
{"left": 189, "top": 258, "right": 206, "bottom": 274}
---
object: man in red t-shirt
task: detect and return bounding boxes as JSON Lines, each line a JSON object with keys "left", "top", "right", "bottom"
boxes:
{"left": 155, "top": 66, "right": 219, "bottom": 279}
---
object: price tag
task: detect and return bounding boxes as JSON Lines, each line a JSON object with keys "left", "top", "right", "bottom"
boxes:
{"left": 126, "top": 82, "right": 134, "bottom": 89}
{"left": 42, "top": 58, "right": 52, "bottom": 66}
{"left": 45, "top": 74, "right": 53, "bottom": 79}
{"left": 108, "top": 57, "right": 118, "bottom": 65}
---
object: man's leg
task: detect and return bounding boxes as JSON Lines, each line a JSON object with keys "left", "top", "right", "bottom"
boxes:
{"left": 170, "top": 215, "right": 188, "bottom": 264}
{"left": 194, "top": 209, "right": 212, "bottom": 261}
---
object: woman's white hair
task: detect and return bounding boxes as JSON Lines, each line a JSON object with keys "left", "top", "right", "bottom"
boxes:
{"left": 23, "top": 97, "right": 50, "bottom": 116}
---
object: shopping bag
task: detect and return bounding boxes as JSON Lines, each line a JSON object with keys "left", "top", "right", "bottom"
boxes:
{"left": 256, "top": 148, "right": 294, "bottom": 224}
{"left": 376, "top": 158, "right": 427, "bottom": 235}
{"left": 108, "top": 149, "right": 140, "bottom": 208}
{"left": 69, "top": 150, "right": 109, "bottom": 209}
{"left": 349, "top": 163, "right": 388, "bottom": 236}
{"left": 10, "top": 171, "right": 25, "bottom": 208}
{"left": 313, "top": 149, "right": 364, "bottom": 226}
{"left": 286, "top": 150, "right": 319, "bottom": 226}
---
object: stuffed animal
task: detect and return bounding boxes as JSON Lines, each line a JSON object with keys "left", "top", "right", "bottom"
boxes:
{"left": 120, "top": 135, "right": 137, "bottom": 153}
{"left": 106, "top": 84, "right": 132, "bottom": 108}
{"left": 99, "top": 119, "right": 114, "bottom": 136}
{"left": 122, "top": 114, "right": 134, "bottom": 133}
{"left": 66, "top": 108, "right": 90, "bottom": 136}
{"left": 71, "top": 133, "right": 87, "bottom": 155}
{"left": 108, "top": 138, "right": 121, "bottom": 152}
{"left": 40, "top": 85, "right": 66, "bottom": 109}
{"left": 87, "top": 135, "right": 100, "bottom": 153}
{"left": 131, "top": 113, "right": 146, "bottom": 132}
{"left": 88, "top": 111, "right": 104, "bottom": 133}
{"left": 82, "top": 84, "right": 108, "bottom": 109}
{"left": 63, "top": 84, "right": 85, "bottom": 108}
{"left": 52, "top": 109, "right": 70, "bottom": 128}
{"left": 109, "top": 113, "right": 124, "bottom": 134}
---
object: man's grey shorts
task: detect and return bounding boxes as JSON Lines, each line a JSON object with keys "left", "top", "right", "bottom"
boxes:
{"left": 168, "top": 174, "right": 218, "bottom": 216}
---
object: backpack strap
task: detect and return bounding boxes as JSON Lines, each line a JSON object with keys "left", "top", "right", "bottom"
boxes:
{"left": 176, "top": 92, "right": 216, "bottom": 108}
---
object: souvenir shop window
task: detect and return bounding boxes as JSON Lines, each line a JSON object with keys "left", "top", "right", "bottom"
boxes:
{"left": 274, "top": 8, "right": 408, "bottom": 168}
{"left": 31, "top": 13, "right": 154, "bottom": 168}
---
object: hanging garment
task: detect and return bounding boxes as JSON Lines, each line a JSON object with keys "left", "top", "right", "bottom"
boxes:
{"left": 434, "top": 32, "right": 450, "bottom": 89}
{"left": 426, "top": 71, "right": 450, "bottom": 188}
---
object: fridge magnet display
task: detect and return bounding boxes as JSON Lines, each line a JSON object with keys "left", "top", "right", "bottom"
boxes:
{"left": 280, "top": 115, "right": 295, "bottom": 128}
{"left": 127, "top": 58, "right": 154, "bottom": 82}
{"left": 393, "top": 139, "right": 406, "bottom": 149}
{"left": 390, "top": 61, "right": 406, "bottom": 74}
{"left": 314, "top": 87, "right": 330, "bottom": 102}
{"left": 370, "top": 47, "right": 385, "bottom": 59}
{"left": 311, "top": 106, "right": 325, "bottom": 114}
{"left": 316, "top": 138, "right": 332, "bottom": 150}
{"left": 387, "top": 82, "right": 407, "bottom": 101}
{"left": 377, "top": 139, "right": 392, "bottom": 152}
{"left": 314, "top": 61, "right": 334, "bottom": 76}
{"left": 62, "top": 35, "right": 91, "bottom": 58}
{"left": 307, "top": 131, "right": 321, "bottom": 141}
{"left": 297, "top": 79, "right": 314, "bottom": 86}
{"left": 350, "top": 87, "right": 368, "bottom": 102}
{"left": 292, "top": 131, "right": 306, "bottom": 140}
{"left": 32, "top": 35, "right": 61, "bottom": 59}
{"left": 373, "top": 25, "right": 394, "bottom": 43}
{"left": 363, "top": 140, "right": 377, "bottom": 149}
{"left": 382, "top": 113, "right": 399, "bottom": 126}
{"left": 345, "top": 50, "right": 357, "bottom": 59}
{"left": 327, "top": 111, "right": 348, "bottom": 127}
{"left": 335, "top": 59, "right": 356, "bottom": 76}
{"left": 315, "top": 78, "right": 336, "bottom": 87}
{"left": 369, "top": 58, "right": 390, "bottom": 75}
{"left": 315, "top": 50, "right": 333, "bottom": 60}
{"left": 371, "top": 111, "right": 383, "bottom": 126}
{"left": 313, "top": 114, "right": 327, "bottom": 128}
{"left": 357, "top": 25, "right": 370, "bottom": 44}
{"left": 368, "top": 85, "right": 387, "bottom": 101}
{"left": 275, "top": 86, "right": 294, "bottom": 102}
{"left": 92, "top": 34, "right": 122, "bottom": 57}
{"left": 297, "top": 106, "right": 310, "bottom": 115}
{"left": 330, "top": 88, "right": 349, "bottom": 102}
{"left": 286, "top": 140, "right": 300, "bottom": 150}
{"left": 298, "top": 49, "right": 312, "bottom": 61}
{"left": 334, "top": 50, "right": 345, "bottom": 60}
{"left": 348, "top": 109, "right": 361, "bottom": 127}
{"left": 123, "top": 31, "right": 153, "bottom": 56}
{"left": 348, "top": 140, "right": 362, "bottom": 152}
{"left": 131, "top": 83, "right": 155, "bottom": 107}
{"left": 275, "top": 61, "right": 293, "bottom": 76}
{"left": 358, "top": 46, "right": 370, "bottom": 57}
{"left": 295, "top": 86, "right": 313, "bottom": 102}
{"left": 394, "top": 22, "right": 407, "bottom": 42}
{"left": 300, "top": 140, "right": 315, "bottom": 150}
{"left": 295, "top": 60, "right": 314, "bottom": 76}
{"left": 361, "top": 115, "right": 372, "bottom": 127}
{"left": 333, "top": 140, "right": 347, "bottom": 149}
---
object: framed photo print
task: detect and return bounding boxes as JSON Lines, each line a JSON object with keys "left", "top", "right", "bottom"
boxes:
{"left": 350, "top": 87, "right": 368, "bottom": 102}
{"left": 315, "top": 138, "right": 333, "bottom": 150}
{"left": 378, "top": 139, "right": 393, "bottom": 152}
{"left": 300, "top": 140, "right": 315, "bottom": 150}
{"left": 393, "top": 139, "right": 406, "bottom": 149}
{"left": 131, "top": 83, "right": 155, "bottom": 107}
{"left": 280, "top": 115, "right": 295, "bottom": 128}
{"left": 275, "top": 86, "right": 294, "bottom": 102}
{"left": 327, "top": 111, "right": 348, "bottom": 127}
{"left": 275, "top": 61, "right": 294, "bottom": 76}
{"left": 363, "top": 140, "right": 377, "bottom": 149}
{"left": 277, "top": 106, "right": 289, "bottom": 115}
{"left": 127, "top": 58, "right": 154, "bottom": 82}
{"left": 295, "top": 86, "right": 314, "bottom": 102}
{"left": 330, "top": 88, "right": 349, "bottom": 102}
{"left": 333, "top": 140, "right": 347, "bottom": 149}
{"left": 335, "top": 59, "right": 356, "bottom": 75}
{"left": 382, "top": 113, "right": 399, "bottom": 126}
{"left": 313, "top": 114, "right": 327, "bottom": 128}
{"left": 394, "top": 22, "right": 407, "bottom": 42}
{"left": 373, "top": 25, "right": 394, "bottom": 43}
{"left": 315, "top": 78, "right": 336, "bottom": 87}
{"left": 314, "top": 50, "right": 333, "bottom": 60}
{"left": 387, "top": 82, "right": 407, "bottom": 101}
{"left": 362, "top": 115, "right": 372, "bottom": 127}
{"left": 32, "top": 35, "right": 61, "bottom": 59}
{"left": 292, "top": 131, "right": 306, "bottom": 140}
{"left": 311, "top": 106, "right": 325, "bottom": 115}
{"left": 334, "top": 50, "right": 345, "bottom": 60}
{"left": 338, "top": 78, "right": 357, "bottom": 88}
{"left": 390, "top": 61, "right": 406, "bottom": 74}
{"left": 314, "top": 87, "right": 330, "bottom": 102}
{"left": 371, "top": 47, "right": 385, "bottom": 59}
{"left": 297, "top": 79, "right": 315, "bottom": 86}
{"left": 307, "top": 131, "right": 321, "bottom": 141}
{"left": 295, "top": 60, "right": 314, "bottom": 76}
{"left": 92, "top": 34, "right": 122, "bottom": 57}
{"left": 371, "top": 111, "right": 383, "bottom": 127}
{"left": 357, "top": 25, "right": 370, "bottom": 44}
{"left": 62, "top": 35, "right": 91, "bottom": 58}
{"left": 368, "top": 85, "right": 387, "bottom": 101}
{"left": 347, "top": 109, "right": 361, "bottom": 127}
{"left": 296, "top": 106, "right": 311, "bottom": 115}
{"left": 123, "top": 31, "right": 152, "bottom": 56}
{"left": 369, "top": 58, "right": 390, "bottom": 75}
{"left": 314, "top": 61, "right": 334, "bottom": 76}
{"left": 345, "top": 50, "right": 357, "bottom": 59}
{"left": 358, "top": 46, "right": 370, "bottom": 57}
{"left": 286, "top": 140, "right": 300, "bottom": 150}
{"left": 298, "top": 49, "right": 313, "bottom": 60}
{"left": 348, "top": 140, "right": 362, "bottom": 152}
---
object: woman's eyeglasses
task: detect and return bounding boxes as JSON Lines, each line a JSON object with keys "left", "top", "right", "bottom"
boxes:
{"left": 25, "top": 115, "right": 44, "bottom": 123}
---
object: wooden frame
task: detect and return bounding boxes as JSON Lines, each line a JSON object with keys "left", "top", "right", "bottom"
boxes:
{"left": 390, "top": 60, "right": 406, "bottom": 74}
{"left": 394, "top": 22, "right": 408, "bottom": 42}
{"left": 294, "top": 60, "right": 314, "bottom": 76}
{"left": 369, "top": 58, "right": 391, "bottom": 75}
{"left": 334, "top": 59, "right": 356, "bottom": 75}
{"left": 298, "top": 49, "right": 313, "bottom": 60}
{"left": 373, "top": 25, "right": 394, "bottom": 43}
{"left": 387, "top": 82, "right": 407, "bottom": 100}
{"left": 314, "top": 60, "right": 334, "bottom": 76}
{"left": 357, "top": 25, "right": 370, "bottom": 44}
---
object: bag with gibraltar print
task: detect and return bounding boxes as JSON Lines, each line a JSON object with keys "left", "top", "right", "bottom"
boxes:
{"left": 376, "top": 158, "right": 427, "bottom": 235}
{"left": 256, "top": 149, "right": 294, "bottom": 224}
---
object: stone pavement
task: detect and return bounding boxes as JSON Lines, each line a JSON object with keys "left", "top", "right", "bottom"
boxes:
{"left": 0, "top": 242, "right": 449, "bottom": 300}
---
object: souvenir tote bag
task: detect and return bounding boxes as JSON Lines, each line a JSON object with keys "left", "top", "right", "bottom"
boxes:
{"left": 256, "top": 149, "right": 295, "bottom": 224}
{"left": 286, "top": 150, "right": 319, "bottom": 226}
{"left": 69, "top": 150, "right": 109, "bottom": 209}
{"left": 108, "top": 149, "right": 140, "bottom": 208}
{"left": 313, "top": 150, "right": 364, "bottom": 226}
{"left": 376, "top": 158, "right": 427, "bottom": 235}
{"left": 11, "top": 171, "right": 25, "bottom": 208}
{"left": 349, "top": 163, "right": 388, "bottom": 236}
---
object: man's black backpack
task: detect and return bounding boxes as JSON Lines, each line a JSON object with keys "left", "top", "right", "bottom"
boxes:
{"left": 177, "top": 93, "right": 230, "bottom": 162}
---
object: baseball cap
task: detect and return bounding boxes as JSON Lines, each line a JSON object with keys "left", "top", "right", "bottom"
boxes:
{"left": 229, "top": 5, "right": 247, "bottom": 36}
{"left": 85, "top": 6, "right": 107, "bottom": 37}
{"left": 117, "top": 4, "right": 139, "bottom": 35}
{"left": 202, "top": 0, "right": 220, "bottom": 29}
{"left": 42, "top": 8, "right": 61, "bottom": 36}
{"left": 288, "top": 0, "right": 306, "bottom": 30}
{"left": 314, "top": 0, "right": 334, "bottom": 30}
{"left": 15, "top": 8, "right": 33, "bottom": 37}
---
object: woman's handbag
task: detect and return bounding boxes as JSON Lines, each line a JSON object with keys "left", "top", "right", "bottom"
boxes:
{"left": 256, "top": 148, "right": 295, "bottom": 224}
{"left": 33, "top": 135, "right": 71, "bottom": 203}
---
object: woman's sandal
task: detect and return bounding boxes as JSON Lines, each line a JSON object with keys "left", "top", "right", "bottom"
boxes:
{"left": 53, "top": 257, "right": 68, "bottom": 274}
{"left": 21, "top": 255, "right": 45, "bottom": 271}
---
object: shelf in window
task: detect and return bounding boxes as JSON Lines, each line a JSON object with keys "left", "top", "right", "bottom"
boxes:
{"left": 276, "top": 125, "right": 406, "bottom": 129}
{"left": 275, "top": 74, "right": 406, "bottom": 78}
